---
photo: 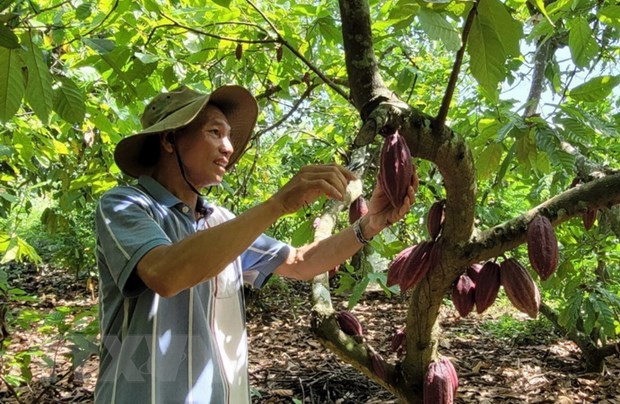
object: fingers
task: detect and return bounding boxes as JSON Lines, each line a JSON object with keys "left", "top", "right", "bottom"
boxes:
{"left": 298, "top": 164, "right": 356, "bottom": 200}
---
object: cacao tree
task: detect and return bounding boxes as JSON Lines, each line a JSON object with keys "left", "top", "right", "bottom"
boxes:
{"left": 0, "top": 0, "right": 619, "bottom": 402}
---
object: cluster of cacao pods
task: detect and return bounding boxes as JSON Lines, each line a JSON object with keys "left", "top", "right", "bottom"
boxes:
{"left": 349, "top": 196, "right": 369, "bottom": 224}
{"left": 387, "top": 240, "right": 442, "bottom": 293}
{"left": 336, "top": 310, "right": 363, "bottom": 337}
{"left": 379, "top": 131, "right": 417, "bottom": 209}
{"left": 427, "top": 199, "right": 446, "bottom": 240}
{"left": 526, "top": 215, "right": 559, "bottom": 281}
{"left": 423, "top": 357, "right": 459, "bottom": 404}
{"left": 451, "top": 257, "right": 541, "bottom": 319}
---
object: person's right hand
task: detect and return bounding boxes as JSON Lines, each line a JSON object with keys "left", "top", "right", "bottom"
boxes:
{"left": 268, "top": 164, "right": 357, "bottom": 215}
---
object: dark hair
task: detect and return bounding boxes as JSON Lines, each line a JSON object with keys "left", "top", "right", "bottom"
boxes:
{"left": 138, "top": 135, "right": 162, "bottom": 167}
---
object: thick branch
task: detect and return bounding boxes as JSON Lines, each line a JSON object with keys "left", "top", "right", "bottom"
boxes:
{"left": 338, "top": 0, "right": 392, "bottom": 112}
{"left": 523, "top": 38, "right": 557, "bottom": 118}
{"left": 461, "top": 172, "right": 620, "bottom": 263}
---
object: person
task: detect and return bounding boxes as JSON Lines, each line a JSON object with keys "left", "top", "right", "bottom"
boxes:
{"left": 94, "top": 85, "right": 414, "bottom": 403}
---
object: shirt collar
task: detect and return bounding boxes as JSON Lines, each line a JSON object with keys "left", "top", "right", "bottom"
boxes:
{"left": 138, "top": 175, "right": 214, "bottom": 218}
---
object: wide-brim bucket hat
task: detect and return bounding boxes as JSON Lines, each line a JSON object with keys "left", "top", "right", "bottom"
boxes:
{"left": 114, "top": 85, "right": 258, "bottom": 178}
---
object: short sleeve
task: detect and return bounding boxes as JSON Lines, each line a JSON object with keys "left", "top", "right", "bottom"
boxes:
{"left": 95, "top": 188, "right": 172, "bottom": 297}
{"left": 241, "top": 234, "right": 291, "bottom": 289}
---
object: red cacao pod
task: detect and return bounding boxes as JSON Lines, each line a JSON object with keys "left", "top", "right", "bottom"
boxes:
{"left": 475, "top": 261, "right": 501, "bottom": 314}
{"left": 379, "top": 132, "right": 413, "bottom": 209}
{"left": 466, "top": 263, "right": 483, "bottom": 284}
{"left": 349, "top": 196, "right": 369, "bottom": 224}
{"left": 452, "top": 274, "right": 476, "bottom": 317}
{"left": 369, "top": 350, "right": 388, "bottom": 382}
{"left": 527, "top": 215, "right": 559, "bottom": 281}
{"left": 276, "top": 45, "right": 283, "bottom": 62}
{"left": 424, "top": 358, "right": 456, "bottom": 404}
{"left": 399, "top": 241, "right": 434, "bottom": 292}
{"left": 387, "top": 245, "right": 415, "bottom": 287}
{"left": 427, "top": 200, "right": 446, "bottom": 240}
{"left": 582, "top": 209, "right": 597, "bottom": 231}
{"left": 235, "top": 43, "right": 243, "bottom": 60}
{"left": 439, "top": 357, "right": 459, "bottom": 396}
{"left": 336, "top": 311, "right": 363, "bottom": 337}
{"left": 500, "top": 258, "right": 540, "bottom": 318}
{"left": 390, "top": 328, "right": 406, "bottom": 356}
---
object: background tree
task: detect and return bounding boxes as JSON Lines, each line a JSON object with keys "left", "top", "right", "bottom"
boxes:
{"left": 0, "top": 0, "right": 619, "bottom": 402}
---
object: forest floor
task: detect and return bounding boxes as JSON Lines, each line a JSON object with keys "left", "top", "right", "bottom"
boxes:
{"left": 0, "top": 264, "right": 619, "bottom": 403}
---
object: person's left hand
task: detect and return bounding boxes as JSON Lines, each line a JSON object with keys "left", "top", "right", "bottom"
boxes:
{"left": 359, "top": 176, "right": 416, "bottom": 239}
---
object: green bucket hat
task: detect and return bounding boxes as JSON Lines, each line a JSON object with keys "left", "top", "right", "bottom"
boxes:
{"left": 114, "top": 85, "right": 258, "bottom": 178}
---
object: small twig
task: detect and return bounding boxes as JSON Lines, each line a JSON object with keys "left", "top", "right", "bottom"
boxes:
{"left": 245, "top": 0, "right": 349, "bottom": 102}
{"left": 255, "top": 83, "right": 318, "bottom": 136}
{"left": 435, "top": 0, "right": 479, "bottom": 129}
{"left": 52, "top": 0, "right": 119, "bottom": 51}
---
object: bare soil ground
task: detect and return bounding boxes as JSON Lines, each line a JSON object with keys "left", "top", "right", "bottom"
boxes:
{"left": 1, "top": 265, "right": 618, "bottom": 403}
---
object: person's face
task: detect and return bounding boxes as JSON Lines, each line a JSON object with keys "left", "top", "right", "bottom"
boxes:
{"left": 174, "top": 104, "right": 233, "bottom": 188}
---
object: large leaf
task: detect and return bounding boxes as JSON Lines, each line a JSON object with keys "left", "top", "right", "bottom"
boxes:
{"left": 568, "top": 17, "right": 600, "bottom": 68}
{"left": 568, "top": 75, "right": 620, "bottom": 102}
{"left": 598, "top": 5, "right": 620, "bottom": 28}
{"left": 0, "top": 24, "right": 19, "bottom": 49}
{"left": 0, "top": 47, "right": 24, "bottom": 122}
{"left": 53, "top": 75, "right": 86, "bottom": 123}
{"left": 418, "top": 9, "right": 461, "bottom": 51}
{"left": 467, "top": 0, "right": 522, "bottom": 96}
{"left": 23, "top": 36, "right": 54, "bottom": 123}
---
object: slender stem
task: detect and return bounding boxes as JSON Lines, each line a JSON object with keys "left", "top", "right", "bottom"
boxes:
{"left": 435, "top": 0, "right": 479, "bottom": 128}
{"left": 246, "top": 0, "right": 349, "bottom": 101}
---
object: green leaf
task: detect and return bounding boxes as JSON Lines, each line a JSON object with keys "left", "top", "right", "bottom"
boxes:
{"left": 83, "top": 38, "right": 115, "bottom": 54}
{"left": 212, "top": 0, "right": 232, "bottom": 8}
{"left": 568, "top": 75, "right": 620, "bottom": 102}
{"left": 418, "top": 9, "right": 461, "bottom": 51}
{"left": 533, "top": 0, "right": 555, "bottom": 26}
{"left": 53, "top": 75, "right": 85, "bottom": 123}
{"left": 568, "top": 17, "right": 600, "bottom": 68}
{"left": 598, "top": 5, "right": 620, "bottom": 28}
{"left": 0, "top": 47, "right": 24, "bottom": 122}
{"left": 476, "top": 143, "right": 503, "bottom": 181}
{"left": 467, "top": 0, "right": 522, "bottom": 94}
{"left": 348, "top": 276, "right": 369, "bottom": 309}
{"left": 76, "top": 3, "right": 92, "bottom": 20}
{"left": 23, "top": 36, "right": 54, "bottom": 123}
{"left": 0, "top": 24, "right": 19, "bottom": 49}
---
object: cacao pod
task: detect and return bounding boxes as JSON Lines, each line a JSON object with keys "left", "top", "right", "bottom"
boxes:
{"left": 452, "top": 274, "right": 476, "bottom": 317}
{"left": 427, "top": 200, "right": 446, "bottom": 240}
{"left": 582, "top": 209, "right": 597, "bottom": 231}
{"left": 235, "top": 43, "right": 243, "bottom": 60}
{"left": 399, "top": 241, "right": 434, "bottom": 292}
{"left": 276, "top": 45, "right": 283, "bottom": 62}
{"left": 500, "top": 258, "right": 540, "bottom": 318}
{"left": 440, "top": 357, "right": 459, "bottom": 396}
{"left": 390, "top": 328, "right": 406, "bottom": 356}
{"left": 379, "top": 132, "right": 413, "bottom": 209}
{"left": 369, "top": 350, "right": 388, "bottom": 382}
{"left": 328, "top": 265, "right": 339, "bottom": 278}
{"left": 387, "top": 245, "right": 415, "bottom": 287}
{"left": 336, "top": 311, "right": 363, "bottom": 337}
{"left": 349, "top": 196, "right": 369, "bottom": 224}
{"left": 526, "top": 215, "right": 559, "bottom": 281}
{"left": 466, "top": 263, "right": 482, "bottom": 284}
{"left": 424, "top": 358, "right": 457, "bottom": 404}
{"left": 475, "top": 261, "right": 501, "bottom": 314}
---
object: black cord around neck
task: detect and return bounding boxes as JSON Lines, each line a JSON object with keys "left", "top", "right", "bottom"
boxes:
{"left": 168, "top": 133, "right": 204, "bottom": 197}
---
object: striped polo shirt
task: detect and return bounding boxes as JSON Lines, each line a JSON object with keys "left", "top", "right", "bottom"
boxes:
{"left": 94, "top": 176, "right": 290, "bottom": 404}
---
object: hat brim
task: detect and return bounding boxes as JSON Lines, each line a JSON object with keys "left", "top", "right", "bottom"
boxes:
{"left": 114, "top": 85, "right": 258, "bottom": 178}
